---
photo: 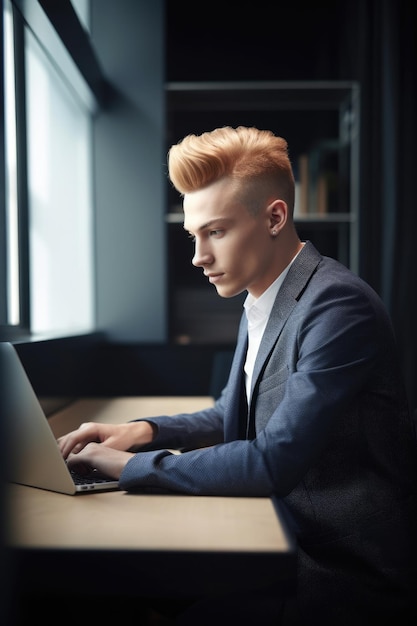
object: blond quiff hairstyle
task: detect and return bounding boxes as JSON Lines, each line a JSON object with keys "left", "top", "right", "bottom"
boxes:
{"left": 167, "top": 126, "right": 295, "bottom": 210}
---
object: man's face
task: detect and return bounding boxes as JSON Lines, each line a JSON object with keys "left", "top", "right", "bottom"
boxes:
{"left": 183, "top": 177, "right": 279, "bottom": 299}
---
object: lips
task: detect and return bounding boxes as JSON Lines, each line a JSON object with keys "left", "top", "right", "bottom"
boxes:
{"left": 205, "top": 273, "right": 223, "bottom": 283}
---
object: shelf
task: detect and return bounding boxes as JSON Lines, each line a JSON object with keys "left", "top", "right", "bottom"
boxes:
{"left": 166, "top": 212, "right": 355, "bottom": 225}
{"left": 167, "top": 80, "right": 359, "bottom": 112}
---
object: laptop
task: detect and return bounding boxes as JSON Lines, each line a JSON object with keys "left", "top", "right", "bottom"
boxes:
{"left": 1, "top": 341, "right": 120, "bottom": 494}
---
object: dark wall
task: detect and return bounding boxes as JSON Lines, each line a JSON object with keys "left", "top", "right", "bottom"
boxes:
{"left": 14, "top": 337, "right": 233, "bottom": 400}
{"left": 165, "top": 1, "right": 344, "bottom": 82}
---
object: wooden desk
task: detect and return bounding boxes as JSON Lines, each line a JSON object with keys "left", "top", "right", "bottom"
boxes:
{"left": 46, "top": 396, "right": 216, "bottom": 438}
{"left": 7, "top": 397, "right": 296, "bottom": 600}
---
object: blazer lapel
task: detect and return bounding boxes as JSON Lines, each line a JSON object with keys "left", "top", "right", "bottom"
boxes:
{"left": 250, "top": 241, "right": 322, "bottom": 401}
{"left": 223, "top": 314, "right": 248, "bottom": 442}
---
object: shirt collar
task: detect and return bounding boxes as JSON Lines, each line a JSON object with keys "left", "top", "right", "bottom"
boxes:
{"left": 244, "top": 271, "right": 286, "bottom": 328}
{"left": 244, "top": 246, "right": 303, "bottom": 325}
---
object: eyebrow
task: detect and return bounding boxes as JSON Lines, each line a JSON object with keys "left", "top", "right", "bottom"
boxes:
{"left": 183, "top": 217, "right": 230, "bottom": 235}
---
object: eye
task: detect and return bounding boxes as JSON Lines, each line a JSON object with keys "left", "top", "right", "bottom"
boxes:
{"left": 209, "top": 229, "right": 223, "bottom": 238}
{"left": 187, "top": 232, "right": 196, "bottom": 243}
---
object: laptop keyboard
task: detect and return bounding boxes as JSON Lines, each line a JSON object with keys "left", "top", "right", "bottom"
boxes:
{"left": 70, "top": 468, "right": 113, "bottom": 485}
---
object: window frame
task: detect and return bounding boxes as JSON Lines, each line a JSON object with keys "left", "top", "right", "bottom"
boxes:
{"left": 0, "top": 0, "right": 108, "bottom": 340}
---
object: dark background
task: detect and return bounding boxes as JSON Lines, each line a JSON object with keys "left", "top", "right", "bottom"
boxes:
{"left": 165, "top": 1, "right": 344, "bottom": 82}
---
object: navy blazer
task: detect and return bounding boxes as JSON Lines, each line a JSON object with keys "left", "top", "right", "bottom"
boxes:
{"left": 121, "top": 241, "right": 417, "bottom": 623}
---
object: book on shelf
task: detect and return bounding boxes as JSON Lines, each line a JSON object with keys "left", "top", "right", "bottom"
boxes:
{"left": 294, "top": 153, "right": 309, "bottom": 217}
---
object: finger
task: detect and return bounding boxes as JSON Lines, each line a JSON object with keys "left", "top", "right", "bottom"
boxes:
{"left": 66, "top": 458, "right": 92, "bottom": 474}
{"left": 57, "top": 423, "right": 97, "bottom": 458}
{"left": 59, "top": 434, "right": 88, "bottom": 459}
{"left": 71, "top": 441, "right": 87, "bottom": 454}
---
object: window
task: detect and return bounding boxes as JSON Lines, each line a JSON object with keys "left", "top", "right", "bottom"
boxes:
{"left": 1, "top": 0, "right": 97, "bottom": 337}
{"left": 25, "top": 25, "right": 94, "bottom": 334}
{"left": 3, "top": 0, "right": 19, "bottom": 327}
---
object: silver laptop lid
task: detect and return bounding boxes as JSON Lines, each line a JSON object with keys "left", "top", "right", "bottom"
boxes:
{"left": 1, "top": 342, "right": 118, "bottom": 495}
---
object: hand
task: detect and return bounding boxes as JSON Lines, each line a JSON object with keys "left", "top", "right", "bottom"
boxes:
{"left": 58, "top": 421, "right": 156, "bottom": 459}
{"left": 66, "top": 442, "right": 134, "bottom": 480}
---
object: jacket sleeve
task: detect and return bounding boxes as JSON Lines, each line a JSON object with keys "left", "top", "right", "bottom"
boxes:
{"left": 135, "top": 400, "right": 225, "bottom": 452}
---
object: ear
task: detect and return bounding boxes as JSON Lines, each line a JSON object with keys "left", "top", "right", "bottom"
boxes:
{"left": 267, "top": 199, "right": 287, "bottom": 236}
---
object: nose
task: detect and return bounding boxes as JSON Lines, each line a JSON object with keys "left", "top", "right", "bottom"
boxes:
{"left": 192, "top": 239, "right": 213, "bottom": 268}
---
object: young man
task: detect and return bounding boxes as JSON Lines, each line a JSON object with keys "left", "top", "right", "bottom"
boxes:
{"left": 59, "top": 127, "right": 417, "bottom": 625}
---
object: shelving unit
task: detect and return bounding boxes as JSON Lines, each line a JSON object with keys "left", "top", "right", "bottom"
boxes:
{"left": 165, "top": 81, "right": 360, "bottom": 345}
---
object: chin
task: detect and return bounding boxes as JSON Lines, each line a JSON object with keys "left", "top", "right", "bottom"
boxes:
{"left": 215, "top": 286, "right": 244, "bottom": 299}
